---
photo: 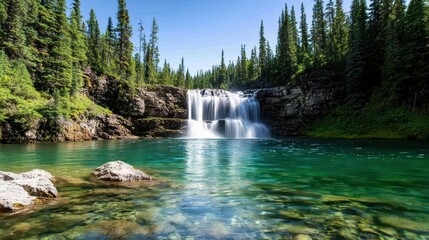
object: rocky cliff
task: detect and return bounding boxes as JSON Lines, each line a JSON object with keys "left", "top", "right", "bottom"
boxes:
{"left": 254, "top": 67, "right": 341, "bottom": 136}
{"left": 0, "top": 68, "right": 188, "bottom": 144}
{"left": 84, "top": 68, "right": 188, "bottom": 139}
{"left": 0, "top": 67, "right": 340, "bottom": 143}
{"left": 255, "top": 86, "right": 335, "bottom": 136}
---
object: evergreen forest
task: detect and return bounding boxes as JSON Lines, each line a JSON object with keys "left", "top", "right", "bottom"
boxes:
{"left": 0, "top": 0, "right": 428, "bottom": 139}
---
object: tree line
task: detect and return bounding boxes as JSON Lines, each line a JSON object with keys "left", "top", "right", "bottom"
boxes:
{"left": 193, "top": 0, "right": 428, "bottom": 109}
{"left": 0, "top": 0, "right": 197, "bottom": 99}
{"left": 1, "top": 0, "right": 428, "bottom": 110}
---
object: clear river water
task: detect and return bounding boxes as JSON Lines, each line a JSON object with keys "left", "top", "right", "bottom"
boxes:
{"left": 0, "top": 138, "right": 428, "bottom": 239}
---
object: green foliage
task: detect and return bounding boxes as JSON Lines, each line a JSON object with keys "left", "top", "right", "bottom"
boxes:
{"left": 144, "top": 18, "right": 159, "bottom": 84}
{"left": 299, "top": 3, "right": 311, "bottom": 68}
{"left": 346, "top": 0, "right": 368, "bottom": 104}
{"left": 100, "top": 17, "right": 117, "bottom": 75}
{"left": 116, "top": 0, "right": 133, "bottom": 82}
{"left": 70, "top": 0, "right": 87, "bottom": 67}
{"left": 308, "top": 94, "right": 429, "bottom": 140}
{"left": 311, "top": 0, "right": 327, "bottom": 66}
{"left": 331, "top": 0, "right": 348, "bottom": 62}
{"left": 87, "top": 9, "right": 101, "bottom": 73}
{"left": 176, "top": 57, "right": 185, "bottom": 87}
{"left": 0, "top": 51, "right": 44, "bottom": 125}
{"left": 276, "top": 5, "right": 298, "bottom": 84}
{"left": 259, "top": 21, "right": 267, "bottom": 83}
{"left": 42, "top": 93, "right": 110, "bottom": 120}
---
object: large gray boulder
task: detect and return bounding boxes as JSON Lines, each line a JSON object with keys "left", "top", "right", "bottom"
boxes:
{"left": 92, "top": 161, "right": 153, "bottom": 182}
{"left": 0, "top": 181, "right": 36, "bottom": 212}
{"left": 0, "top": 169, "right": 58, "bottom": 212}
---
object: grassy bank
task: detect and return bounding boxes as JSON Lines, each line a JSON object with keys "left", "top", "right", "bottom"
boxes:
{"left": 307, "top": 100, "right": 429, "bottom": 140}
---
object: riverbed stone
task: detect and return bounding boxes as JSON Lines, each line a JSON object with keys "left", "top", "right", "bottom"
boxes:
{"left": 377, "top": 215, "right": 429, "bottom": 233}
{"left": 92, "top": 161, "right": 153, "bottom": 182}
{"left": 0, "top": 169, "right": 58, "bottom": 212}
{"left": 0, "top": 181, "right": 36, "bottom": 211}
{"left": 278, "top": 224, "right": 320, "bottom": 235}
{"left": 10, "top": 178, "right": 58, "bottom": 198}
{"left": 293, "top": 234, "right": 313, "bottom": 240}
{"left": 21, "top": 169, "right": 54, "bottom": 180}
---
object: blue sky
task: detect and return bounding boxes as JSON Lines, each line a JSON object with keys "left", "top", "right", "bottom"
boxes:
{"left": 70, "top": 0, "right": 351, "bottom": 75}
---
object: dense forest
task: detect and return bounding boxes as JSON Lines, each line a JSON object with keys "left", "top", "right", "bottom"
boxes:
{"left": 0, "top": 0, "right": 428, "bottom": 139}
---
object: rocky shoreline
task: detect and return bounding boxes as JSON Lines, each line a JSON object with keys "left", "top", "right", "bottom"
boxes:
{"left": 0, "top": 68, "right": 337, "bottom": 143}
{"left": 0, "top": 161, "right": 153, "bottom": 213}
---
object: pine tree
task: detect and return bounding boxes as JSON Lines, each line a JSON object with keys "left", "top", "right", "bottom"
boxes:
{"left": 185, "top": 69, "right": 193, "bottom": 89}
{"left": 299, "top": 3, "right": 311, "bottom": 67}
{"left": 145, "top": 18, "right": 159, "bottom": 84}
{"left": 290, "top": 6, "right": 299, "bottom": 60}
{"left": 105, "top": 17, "right": 116, "bottom": 68}
{"left": 70, "top": 0, "right": 86, "bottom": 66}
{"left": 382, "top": 0, "right": 405, "bottom": 103}
{"left": 311, "top": 0, "right": 327, "bottom": 66}
{"left": 116, "top": 0, "right": 133, "bottom": 82}
{"left": 177, "top": 57, "right": 185, "bottom": 87}
{"left": 332, "top": 0, "right": 349, "bottom": 62}
{"left": 366, "top": 0, "right": 389, "bottom": 89}
{"left": 69, "top": 0, "right": 87, "bottom": 94}
{"left": 235, "top": 56, "right": 241, "bottom": 86}
{"left": 276, "top": 4, "right": 297, "bottom": 84}
{"left": 259, "top": 20, "right": 267, "bottom": 83}
{"left": 346, "top": 0, "right": 368, "bottom": 103}
{"left": 135, "top": 19, "right": 145, "bottom": 85}
{"left": 218, "top": 49, "right": 227, "bottom": 88}
{"left": 87, "top": 9, "right": 101, "bottom": 72}
{"left": 0, "top": 0, "right": 6, "bottom": 26}
{"left": 45, "top": 0, "right": 73, "bottom": 95}
{"left": 1, "top": 0, "right": 33, "bottom": 64}
{"left": 161, "top": 60, "right": 171, "bottom": 85}
{"left": 33, "top": 0, "right": 55, "bottom": 92}
{"left": 325, "top": 0, "right": 335, "bottom": 62}
{"left": 150, "top": 18, "right": 159, "bottom": 72}
{"left": 402, "top": 0, "right": 429, "bottom": 105}
{"left": 248, "top": 46, "right": 259, "bottom": 81}
{"left": 240, "top": 44, "right": 248, "bottom": 84}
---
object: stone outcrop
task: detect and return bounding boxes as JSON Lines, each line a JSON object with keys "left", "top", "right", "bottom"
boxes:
{"left": 132, "top": 118, "right": 186, "bottom": 138}
{"left": 84, "top": 68, "right": 187, "bottom": 120}
{"left": 84, "top": 68, "right": 188, "bottom": 139}
{"left": 92, "top": 161, "right": 153, "bottom": 182}
{"left": 0, "top": 169, "right": 58, "bottom": 212}
{"left": 52, "top": 114, "right": 137, "bottom": 142}
{"left": 0, "top": 114, "right": 137, "bottom": 144}
{"left": 0, "top": 69, "right": 189, "bottom": 143}
{"left": 255, "top": 86, "right": 335, "bottom": 136}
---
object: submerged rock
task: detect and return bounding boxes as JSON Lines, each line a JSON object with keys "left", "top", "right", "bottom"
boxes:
{"left": 293, "top": 234, "right": 313, "bottom": 240}
{"left": 377, "top": 215, "right": 429, "bottom": 233}
{"left": 0, "top": 169, "right": 58, "bottom": 212}
{"left": 92, "top": 161, "right": 153, "bottom": 182}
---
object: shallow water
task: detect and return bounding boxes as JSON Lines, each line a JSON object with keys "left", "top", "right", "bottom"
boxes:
{"left": 0, "top": 138, "right": 428, "bottom": 239}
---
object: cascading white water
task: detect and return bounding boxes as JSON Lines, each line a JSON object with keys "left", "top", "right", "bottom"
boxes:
{"left": 187, "top": 89, "right": 270, "bottom": 138}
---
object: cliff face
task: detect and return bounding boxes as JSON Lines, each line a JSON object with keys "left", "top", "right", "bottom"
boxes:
{"left": 84, "top": 68, "right": 188, "bottom": 139}
{"left": 0, "top": 67, "right": 341, "bottom": 143}
{"left": 0, "top": 69, "right": 189, "bottom": 144}
{"left": 256, "top": 86, "right": 335, "bottom": 136}
{"left": 255, "top": 67, "right": 342, "bottom": 136}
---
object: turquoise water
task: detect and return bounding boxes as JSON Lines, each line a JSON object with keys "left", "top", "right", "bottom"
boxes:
{"left": 0, "top": 138, "right": 428, "bottom": 239}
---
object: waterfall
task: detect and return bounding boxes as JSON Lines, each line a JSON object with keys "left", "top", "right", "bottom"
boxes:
{"left": 186, "top": 89, "right": 270, "bottom": 139}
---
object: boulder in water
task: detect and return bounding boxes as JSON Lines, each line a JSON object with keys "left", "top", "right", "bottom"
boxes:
{"left": 0, "top": 169, "right": 58, "bottom": 212}
{"left": 0, "top": 181, "right": 36, "bottom": 212}
{"left": 92, "top": 161, "right": 153, "bottom": 182}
